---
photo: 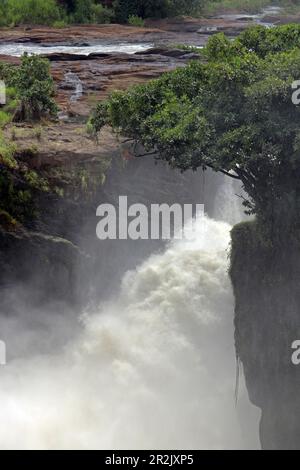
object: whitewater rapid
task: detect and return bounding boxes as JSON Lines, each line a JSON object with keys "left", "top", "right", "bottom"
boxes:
{"left": 0, "top": 210, "right": 259, "bottom": 449}
{"left": 0, "top": 42, "right": 153, "bottom": 57}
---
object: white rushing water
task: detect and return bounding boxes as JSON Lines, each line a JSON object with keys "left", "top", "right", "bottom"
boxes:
{"left": 0, "top": 187, "right": 260, "bottom": 449}
{"left": 0, "top": 42, "right": 153, "bottom": 57}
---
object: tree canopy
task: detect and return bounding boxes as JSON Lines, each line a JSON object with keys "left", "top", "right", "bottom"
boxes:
{"left": 114, "top": 0, "right": 202, "bottom": 22}
{"left": 10, "top": 54, "right": 57, "bottom": 120}
{"left": 0, "top": 0, "right": 204, "bottom": 26}
{"left": 0, "top": 53, "right": 57, "bottom": 128}
{"left": 91, "top": 24, "right": 300, "bottom": 235}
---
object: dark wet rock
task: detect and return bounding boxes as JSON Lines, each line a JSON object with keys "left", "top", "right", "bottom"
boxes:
{"left": 44, "top": 52, "right": 111, "bottom": 61}
{"left": 135, "top": 47, "right": 188, "bottom": 58}
{"left": 0, "top": 225, "right": 85, "bottom": 305}
{"left": 230, "top": 221, "right": 300, "bottom": 449}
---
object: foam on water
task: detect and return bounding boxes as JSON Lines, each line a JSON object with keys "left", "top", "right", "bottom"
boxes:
{"left": 0, "top": 42, "right": 153, "bottom": 57}
{"left": 0, "top": 214, "right": 260, "bottom": 449}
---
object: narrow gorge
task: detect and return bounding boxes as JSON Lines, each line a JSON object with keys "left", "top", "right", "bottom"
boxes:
{"left": 1, "top": 3, "right": 300, "bottom": 450}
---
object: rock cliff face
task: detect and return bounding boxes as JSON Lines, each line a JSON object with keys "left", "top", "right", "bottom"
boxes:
{"left": 80, "top": 150, "right": 219, "bottom": 302}
{"left": 0, "top": 33, "right": 192, "bottom": 311}
{"left": 0, "top": 226, "right": 82, "bottom": 304}
{"left": 0, "top": 122, "right": 216, "bottom": 309}
{"left": 230, "top": 221, "right": 300, "bottom": 449}
{"left": 0, "top": 113, "right": 225, "bottom": 312}
{"left": 0, "top": 29, "right": 211, "bottom": 311}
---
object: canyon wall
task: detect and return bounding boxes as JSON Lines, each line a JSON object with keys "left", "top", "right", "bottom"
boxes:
{"left": 230, "top": 221, "right": 300, "bottom": 449}
{"left": 0, "top": 140, "right": 223, "bottom": 311}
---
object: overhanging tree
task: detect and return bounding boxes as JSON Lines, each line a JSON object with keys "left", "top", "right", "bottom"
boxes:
{"left": 91, "top": 25, "right": 300, "bottom": 238}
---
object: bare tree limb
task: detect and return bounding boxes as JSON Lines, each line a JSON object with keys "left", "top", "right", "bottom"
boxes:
{"left": 206, "top": 164, "right": 240, "bottom": 180}
{"left": 135, "top": 151, "right": 158, "bottom": 158}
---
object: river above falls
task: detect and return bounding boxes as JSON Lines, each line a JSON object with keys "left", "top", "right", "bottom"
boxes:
{"left": 0, "top": 41, "right": 154, "bottom": 57}
{"left": 0, "top": 5, "right": 286, "bottom": 58}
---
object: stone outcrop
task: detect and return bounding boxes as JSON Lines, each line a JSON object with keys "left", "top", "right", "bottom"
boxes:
{"left": 0, "top": 21, "right": 206, "bottom": 310}
{"left": 230, "top": 221, "right": 300, "bottom": 449}
{"left": 0, "top": 225, "right": 84, "bottom": 306}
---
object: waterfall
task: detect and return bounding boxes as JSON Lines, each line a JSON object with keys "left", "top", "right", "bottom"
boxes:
{"left": 0, "top": 182, "right": 260, "bottom": 449}
{"left": 213, "top": 177, "right": 245, "bottom": 226}
{"left": 64, "top": 72, "right": 83, "bottom": 103}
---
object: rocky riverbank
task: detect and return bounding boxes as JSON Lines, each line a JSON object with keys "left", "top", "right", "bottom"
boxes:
{"left": 0, "top": 22, "right": 200, "bottom": 305}
{"left": 0, "top": 10, "right": 296, "bottom": 303}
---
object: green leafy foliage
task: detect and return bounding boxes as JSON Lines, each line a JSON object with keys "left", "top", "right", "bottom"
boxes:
{"left": 128, "top": 15, "right": 145, "bottom": 27}
{"left": 69, "top": 0, "right": 113, "bottom": 24}
{"left": 0, "top": 111, "right": 11, "bottom": 128}
{"left": 114, "top": 0, "right": 203, "bottom": 22}
{"left": 10, "top": 54, "right": 58, "bottom": 121}
{"left": 0, "top": 0, "right": 295, "bottom": 26}
{"left": 114, "top": 0, "right": 166, "bottom": 22}
{"left": 0, "top": 87, "right": 19, "bottom": 128}
{"left": 91, "top": 24, "right": 300, "bottom": 236}
{"left": 0, "top": 132, "right": 51, "bottom": 224}
{"left": 0, "top": 0, "right": 114, "bottom": 26}
{"left": 4, "top": 0, "right": 62, "bottom": 26}
{"left": 0, "top": 56, "right": 56, "bottom": 224}
{"left": 1, "top": 55, "right": 56, "bottom": 122}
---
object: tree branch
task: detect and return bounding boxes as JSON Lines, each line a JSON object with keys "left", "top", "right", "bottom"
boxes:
{"left": 120, "top": 138, "right": 135, "bottom": 145}
{"left": 135, "top": 151, "right": 158, "bottom": 158}
{"left": 218, "top": 169, "right": 241, "bottom": 180}
{"left": 206, "top": 164, "right": 240, "bottom": 180}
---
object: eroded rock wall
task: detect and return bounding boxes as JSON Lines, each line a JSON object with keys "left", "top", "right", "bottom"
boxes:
{"left": 230, "top": 221, "right": 300, "bottom": 449}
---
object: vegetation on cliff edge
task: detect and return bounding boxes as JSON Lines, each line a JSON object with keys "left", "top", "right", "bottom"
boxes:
{"left": 91, "top": 24, "right": 300, "bottom": 240}
{"left": 0, "top": 54, "right": 57, "bottom": 225}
